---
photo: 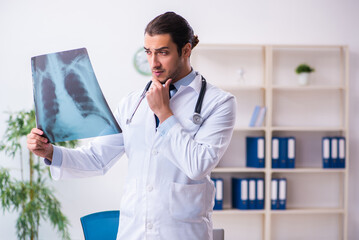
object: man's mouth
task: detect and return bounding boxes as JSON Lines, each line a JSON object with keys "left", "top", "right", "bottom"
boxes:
{"left": 153, "top": 70, "right": 164, "bottom": 77}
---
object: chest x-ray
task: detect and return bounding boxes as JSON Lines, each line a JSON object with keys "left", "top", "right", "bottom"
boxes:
{"left": 31, "top": 48, "right": 121, "bottom": 143}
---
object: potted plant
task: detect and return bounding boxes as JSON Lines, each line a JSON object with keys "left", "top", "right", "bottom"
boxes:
{"left": 295, "top": 63, "right": 315, "bottom": 85}
{"left": 0, "top": 109, "right": 77, "bottom": 240}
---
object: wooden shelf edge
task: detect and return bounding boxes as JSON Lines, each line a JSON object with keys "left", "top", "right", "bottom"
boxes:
{"left": 271, "top": 208, "right": 344, "bottom": 215}
{"left": 272, "top": 85, "right": 345, "bottom": 90}
{"left": 213, "top": 208, "right": 344, "bottom": 215}
{"left": 271, "top": 168, "right": 346, "bottom": 173}
{"left": 212, "top": 167, "right": 345, "bottom": 173}
{"left": 234, "top": 127, "right": 266, "bottom": 131}
{"left": 271, "top": 44, "right": 345, "bottom": 49}
{"left": 213, "top": 209, "right": 265, "bottom": 215}
{"left": 212, "top": 167, "right": 266, "bottom": 173}
{"left": 271, "top": 127, "right": 345, "bottom": 132}
{"left": 217, "top": 86, "right": 266, "bottom": 92}
{"left": 233, "top": 127, "right": 345, "bottom": 132}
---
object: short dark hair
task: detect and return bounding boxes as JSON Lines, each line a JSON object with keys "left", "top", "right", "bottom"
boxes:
{"left": 145, "top": 12, "right": 199, "bottom": 56}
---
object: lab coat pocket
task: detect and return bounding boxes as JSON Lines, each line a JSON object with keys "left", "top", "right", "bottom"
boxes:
{"left": 120, "top": 179, "right": 137, "bottom": 218}
{"left": 170, "top": 182, "right": 207, "bottom": 223}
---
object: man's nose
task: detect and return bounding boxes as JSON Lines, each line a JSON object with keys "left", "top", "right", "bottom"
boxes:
{"left": 149, "top": 55, "right": 161, "bottom": 69}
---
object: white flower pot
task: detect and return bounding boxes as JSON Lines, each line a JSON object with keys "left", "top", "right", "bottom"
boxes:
{"left": 298, "top": 73, "right": 309, "bottom": 86}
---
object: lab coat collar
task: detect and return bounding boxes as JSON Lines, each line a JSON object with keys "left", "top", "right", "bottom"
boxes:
{"left": 176, "top": 71, "right": 202, "bottom": 96}
{"left": 173, "top": 68, "right": 196, "bottom": 90}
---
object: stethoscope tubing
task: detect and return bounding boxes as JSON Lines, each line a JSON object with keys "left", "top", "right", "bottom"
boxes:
{"left": 195, "top": 77, "right": 206, "bottom": 115}
{"left": 126, "top": 81, "right": 152, "bottom": 124}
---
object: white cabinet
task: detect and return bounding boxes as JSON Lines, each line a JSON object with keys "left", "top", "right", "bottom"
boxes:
{"left": 192, "top": 44, "right": 349, "bottom": 240}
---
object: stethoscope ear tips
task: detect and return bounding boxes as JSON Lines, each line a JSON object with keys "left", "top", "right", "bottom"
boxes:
{"left": 192, "top": 113, "right": 203, "bottom": 125}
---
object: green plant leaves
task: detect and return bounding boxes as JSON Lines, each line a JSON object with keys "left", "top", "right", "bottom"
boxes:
{"left": 0, "top": 108, "right": 76, "bottom": 240}
{"left": 1, "top": 109, "right": 35, "bottom": 158}
{"left": 295, "top": 63, "right": 315, "bottom": 74}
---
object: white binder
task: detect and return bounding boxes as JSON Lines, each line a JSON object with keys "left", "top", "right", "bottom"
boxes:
{"left": 271, "top": 179, "right": 278, "bottom": 209}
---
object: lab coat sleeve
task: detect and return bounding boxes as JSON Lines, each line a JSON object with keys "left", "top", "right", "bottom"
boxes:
{"left": 49, "top": 106, "right": 126, "bottom": 180}
{"left": 158, "top": 93, "right": 236, "bottom": 180}
{"left": 49, "top": 134, "right": 125, "bottom": 180}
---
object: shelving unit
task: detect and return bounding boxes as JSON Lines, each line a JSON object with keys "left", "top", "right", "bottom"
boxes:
{"left": 191, "top": 44, "right": 349, "bottom": 240}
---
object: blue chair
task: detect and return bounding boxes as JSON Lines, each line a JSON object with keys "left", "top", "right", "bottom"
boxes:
{"left": 80, "top": 210, "right": 120, "bottom": 240}
{"left": 81, "top": 210, "right": 223, "bottom": 240}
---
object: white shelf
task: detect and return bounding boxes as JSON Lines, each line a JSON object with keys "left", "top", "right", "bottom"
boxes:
{"left": 220, "top": 85, "right": 265, "bottom": 92}
{"left": 234, "top": 126, "right": 345, "bottom": 132}
{"left": 213, "top": 208, "right": 344, "bottom": 215}
{"left": 272, "top": 44, "right": 346, "bottom": 49}
{"left": 271, "top": 126, "right": 345, "bottom": 132}
{"left": 271, "top": 168, "right": 346, "bottom": 174}
{"left": 213, "top": 168, "right": 346, "bottom": 174}
{"left": 214, "top": 209, "right": 265, "bottom": 215}
{"left": 271, "top": 208, "right": 344, "bottom": 215}
{"left": 234, "top": 127, "right": 266, "bottom": 131}
{"left": 272, "top": 85, "right": 345, "bottom": 91}
{"left": 194, "top": 44, "right": 349, "bottom": 240}
{"left": 213, "top": 167, "right": 266, "bottom": 173}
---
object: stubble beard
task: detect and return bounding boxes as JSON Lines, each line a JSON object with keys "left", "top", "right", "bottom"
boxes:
{"left": 165, "top": 60, "right": 183, "bottom": 84}
{"left": 153, "top": 58, "right": 184, "bottom": 84}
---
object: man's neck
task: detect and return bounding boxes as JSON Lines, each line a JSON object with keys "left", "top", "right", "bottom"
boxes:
{"left": 172, "top": 68, "right": 196, "bottom": 90}
{"left": 172, "top": 65, "right": 192, "bottom": 83}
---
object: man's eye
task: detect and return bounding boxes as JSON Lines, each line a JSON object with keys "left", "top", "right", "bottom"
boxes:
{"left": 145, "top": 51, "right": 151, "bottom": 55}
{"left": 160, "top": 51, "right": 168, "bottom": 55}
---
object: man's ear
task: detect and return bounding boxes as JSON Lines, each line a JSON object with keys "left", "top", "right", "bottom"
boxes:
{"left": 182, "top": 43, "right": 192, "bottom": 58}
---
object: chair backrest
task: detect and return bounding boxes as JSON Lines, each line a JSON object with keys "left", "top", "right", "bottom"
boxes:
{"left": 80, "top": 210, "right": 120, "bottom": 240}
{"left": 213, "top": 228, "right": 225, "bottom": 240}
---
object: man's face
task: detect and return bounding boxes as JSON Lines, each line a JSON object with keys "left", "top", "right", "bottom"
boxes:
{"left": 144, "top": 33, "right": 184, "bottom": 83}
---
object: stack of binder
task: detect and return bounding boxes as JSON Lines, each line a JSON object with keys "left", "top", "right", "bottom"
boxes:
{"left": 212, "top": 178, "right": 224, "bottom": 210}
{"left": 232, "top": 178, "right": 264, "bottom": 210}
{"left": 271, "top": 178, "right": 287, "bottom": 210}
{"left": 246, "top": 137, "right": 265, "bottom": 168}
{"left": 272, "top": 137, "right": 295, "bottom": 168}
{"left": 322, "top": 137, "right": 346, "bottom": 168}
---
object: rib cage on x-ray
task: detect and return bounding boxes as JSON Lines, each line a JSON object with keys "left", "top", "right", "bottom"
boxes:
{"left": 31, "top": 48, "right": 121, "bottom": 143}
{"left": 41, "top": 76, "right": 60, "bottom": 141}
{"left": 64, "top": 71, "right": 110, "bottom": 125}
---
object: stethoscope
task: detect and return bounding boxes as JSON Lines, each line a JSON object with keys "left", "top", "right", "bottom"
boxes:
{"left": 126, "top": 76, "right": 207, "bottom": 125}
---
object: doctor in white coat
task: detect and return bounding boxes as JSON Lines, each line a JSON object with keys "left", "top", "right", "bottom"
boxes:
{"left": 27, "top": 12, "right": 236, "bottom": 240}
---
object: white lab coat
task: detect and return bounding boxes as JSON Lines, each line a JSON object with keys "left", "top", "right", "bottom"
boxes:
{"left": 49, "top": 73, "right": 236, "bottom": 240}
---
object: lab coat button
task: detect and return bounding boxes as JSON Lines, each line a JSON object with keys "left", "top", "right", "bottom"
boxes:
{"left": 147, "top": 223, "right": 153, "bottom": 229}
{"left": 152, "top": 149, "right": 158, "bottom": 155}
{"left": 147, "top": 185, "right": 153, "bottom": 192}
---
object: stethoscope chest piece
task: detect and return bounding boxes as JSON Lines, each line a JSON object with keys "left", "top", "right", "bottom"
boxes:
{"left": 192, "top": 112, "right": 203, "bottom": 125}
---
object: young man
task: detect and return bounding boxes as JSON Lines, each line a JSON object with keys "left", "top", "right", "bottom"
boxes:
{"left": 27, "top": 12, "right": 236, "bottom": 239}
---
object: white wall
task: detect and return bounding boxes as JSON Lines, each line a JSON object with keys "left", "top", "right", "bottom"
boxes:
{"left": 0, "top": 0, "right": 358, "bottom": 239}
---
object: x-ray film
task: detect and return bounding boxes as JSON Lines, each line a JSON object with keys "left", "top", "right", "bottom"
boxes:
{"left": 31, "top": 48, "right": 122, "bottom": 143}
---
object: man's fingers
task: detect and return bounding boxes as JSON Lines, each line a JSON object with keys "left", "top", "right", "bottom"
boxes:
{"left": 28, "top": 128, "right": 48, "bottom": 143}
{"left": 27, "top": 142, "right": 42, "bottom": 151}
{"left": 27, "top": 137, "right": 47, "bottom": 145}
{"left": 165, "top": 78, "right": 172, "bottom": 90}
{"left": 31, "top": 128, "right": 43, "bottom": 135}
{"left": 27, "top": 128, "right": 53, "bottom": 159}
{"left": 27, "top": 137, "right": 37, "bottom": 144}
{"left": 150, "top": 77, "right": 160, "bottom": 84}
{"left": 150, "top": 80, "right": 163, "bottom": 90}
{"left": 29, "top": 140, "right": 50, "bottom": 150}
{"left": 38, "top": 135, "right": 48, "bottom": 143}
{"left": 28, "top": 133, "right": 48, "bottom": 143}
